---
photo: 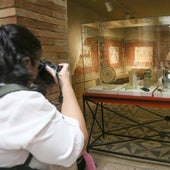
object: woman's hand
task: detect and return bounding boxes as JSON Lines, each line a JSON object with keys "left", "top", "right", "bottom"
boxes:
{"left": 45, "top": 63, "right": 71, "bottom": 88}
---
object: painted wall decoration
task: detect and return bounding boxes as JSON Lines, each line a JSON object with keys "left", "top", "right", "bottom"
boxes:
{"left": 83, "top": 45, "right": 93, "bottom": 67}
{"left": 134, "top": 46, "right": 153, "bottom": 67}
{"left": 104, "top": 39, "right": 123, "bottom": 68}
{"left": 125, "top": 42, "right": 155, "bottom": 68}
{"left": 108, "top": 46, "right": 119, "bottom": 64}
{"left": 76, "top": 45, "right": 92, "bottom": 67}
{"left": 103, "top": 39, "right": 125, "bottom": 75}
{"left": 74, "top": 37, "right": 99, "bottom": 75}
{"left": 75, "top": 37, "right": 156, "bottom": 77}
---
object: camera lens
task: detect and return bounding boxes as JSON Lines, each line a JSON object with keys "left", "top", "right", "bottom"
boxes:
{"left": 34, "top": 60, "right": 55, "bottom": 86}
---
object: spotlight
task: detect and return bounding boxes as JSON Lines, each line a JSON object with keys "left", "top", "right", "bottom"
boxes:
{"left": 104, "top": 0, "right": 113, "bottom": 12}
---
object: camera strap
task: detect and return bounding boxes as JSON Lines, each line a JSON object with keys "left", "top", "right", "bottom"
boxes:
{"left": 0, "top": 84, "right": 29, "bottom": 98}
{"left": 56, "top": 74, "right": 63, "bottom": 104}
{"left": 0, "top": 154, "right": 36, "bottom": 170}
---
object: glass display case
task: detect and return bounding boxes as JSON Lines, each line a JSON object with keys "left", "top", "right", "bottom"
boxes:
{"left": 79, "top": 16, "right": 170, "bottom": 95}
{"left": 81, "top": 16, "right": 170, "bottom": 164}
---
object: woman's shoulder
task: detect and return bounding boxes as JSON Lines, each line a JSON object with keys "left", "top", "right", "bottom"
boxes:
{"left": 1, "top": 89, "right": 56, "bottom": 116}
{"left": 9, "top": 89, "right": 46, "bottom": 100}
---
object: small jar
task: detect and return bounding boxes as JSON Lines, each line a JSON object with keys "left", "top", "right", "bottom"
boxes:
{"left": 144, "top": 70, "right": 151, "bottom": 88}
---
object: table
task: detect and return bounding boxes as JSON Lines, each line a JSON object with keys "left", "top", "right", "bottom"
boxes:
{"left": 83, "top": 92, "right": 170, "bottom": 108}
{"left": 83, "top": 92, "right": 170, "bottom": 162}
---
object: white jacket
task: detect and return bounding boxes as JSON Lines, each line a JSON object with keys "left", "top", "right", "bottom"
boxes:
{"left": 0, "top": 90, "right": 84, "bottom": 170}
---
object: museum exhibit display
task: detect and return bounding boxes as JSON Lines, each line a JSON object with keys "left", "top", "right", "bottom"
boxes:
{"left": 80, "top": 16, "right": 170, "bottom": 163}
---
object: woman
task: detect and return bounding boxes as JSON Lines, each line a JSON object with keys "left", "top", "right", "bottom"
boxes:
{"left": 0, "top": 24, "right": 88, "bottom": 170}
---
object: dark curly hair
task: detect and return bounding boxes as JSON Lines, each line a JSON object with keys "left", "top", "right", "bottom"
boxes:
{"left": 0, "top": 24, "right": 41, "bottom": 86}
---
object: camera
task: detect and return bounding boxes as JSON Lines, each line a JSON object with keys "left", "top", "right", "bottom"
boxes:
{"left": 39, "top": 60, "right": 62, "bottom": 73}
{"left": 34, "top": 60, "right": 62, "bottom": 86}
{"left": 32, "top": 60, "right": 63, "bottom": 102}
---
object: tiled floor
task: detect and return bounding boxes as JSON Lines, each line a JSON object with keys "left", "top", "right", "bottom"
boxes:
{"left": 84, "top": 102, "right": 170, "bottom": 169}
{"left": 91, "top": 151, "right": 170, "bottom": 170}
